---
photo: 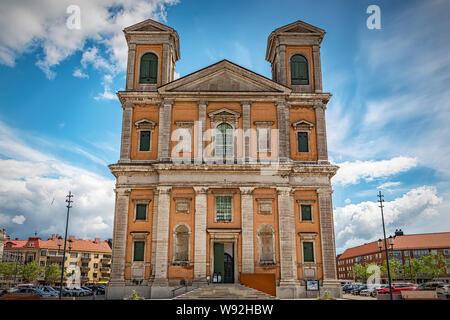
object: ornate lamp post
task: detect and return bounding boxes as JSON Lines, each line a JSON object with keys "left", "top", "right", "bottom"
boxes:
{"left": 377, "top": 191, "right": 393, "bottom": 301}
{"left": 59, "top": 191, "right": 73, "bottom": 300}
{"left": 57, "top": 236, "right": 62, "bottom": 253}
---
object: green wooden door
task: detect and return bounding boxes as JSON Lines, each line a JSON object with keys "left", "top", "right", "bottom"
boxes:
{"left": 214, "top": 243, "right": 224, "bottom": 281}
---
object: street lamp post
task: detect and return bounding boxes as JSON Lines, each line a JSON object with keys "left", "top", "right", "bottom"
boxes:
{"left": 377, "top": 191, "right": 393, "bottom": 301}
{"left": 59, "top": 191, "right": 73, "bottom": 300}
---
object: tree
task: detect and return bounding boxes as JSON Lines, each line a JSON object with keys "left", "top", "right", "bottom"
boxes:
{"left": 0, "top": 262, "right": 22, "bottom": 285}
{"left": 403, "top": 258, "right": 423, "bottom": 283}
{"left": 44, "top": 264, "right": 62, "bottom": 285}
{"left": 420, "top": 252, "right": 446, "bottom": 280}
{"left": 380, "top": 259, "right": 402, "bottom": 281}
{"left": 21, "top": 262, "right": 42, "bottom": 283}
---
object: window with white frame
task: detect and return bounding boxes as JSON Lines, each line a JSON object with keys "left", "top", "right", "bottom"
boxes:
{"left": 215, "top": 196, "right": 232, "bottom": 222}
{"left": 292, "top": 120, "right": 313, "bottom": 153}
{"left": 135, "top": 119, "right": 156, "bottom": 152}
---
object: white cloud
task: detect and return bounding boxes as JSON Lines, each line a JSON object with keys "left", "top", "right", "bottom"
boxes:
{"left": 73, "top": 68, "right": 89, "bottom": 79}
{"left": 377, "top": 181, "right": 401, "bottom": 190}
{"left": 12, "top": 215, "right": 26, "bottom": 225}
{"left": 0, "top": 122, "right": 115, "bottom": 240}
{"left": 333, "top": 157, "right": 417, "bottom": 186}
{"left": 334, "top": 186, "right": 443, "bottom": 253}
{"left": 344, "top": 198, "right": 351, "bottom": 204}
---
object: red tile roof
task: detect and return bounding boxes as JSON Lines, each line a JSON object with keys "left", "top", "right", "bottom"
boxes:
{"left": 338, "top": 232, "right": 450, "bottom": 260}
{"left": 3, "top": 234, "right": 111, "bottom": 253}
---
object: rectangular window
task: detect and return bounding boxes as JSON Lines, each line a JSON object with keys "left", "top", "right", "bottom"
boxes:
{"left": 297, "top": 132, "right": 309, "bottom": 152}
{"left": 136, "top": 204, "right": 147, "bottom": 220}
{"left": 41, "top": 250, "right": 46, "bottom": 256}
{"left": 70, "top": 253, "right": 78, "bottom": 258}
{"left": 303, "top": 242, "right": 314, "bottom": 262}
{"left": 215, "top": 196, "right": 232, "bottom": 222}
{"left": 301, "top": 205, "right": 312, "bottom": 221}
{"left": 133, "top": 241, "right": 145, "bottom": 262}
{"left": 445, "top": 259, "right": 450, "bottom": 265}
{"left": 257, "top": 127, "right": 271, "bottom": 153}
{"left": 139, "top": 131, "right": 151, "bottom": 151}
{"left": 404, "top": 250, "right": 409, "bottom": 257}
{"left": 444, "top": 249, "right": 450, "bottom": 255}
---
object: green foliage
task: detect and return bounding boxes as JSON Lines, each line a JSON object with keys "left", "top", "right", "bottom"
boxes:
{"left": 403, "top": 258, "right": 423, "bottom": 283}
{"left": 0, "top": 262, "right": 22, "bottom": 280}
{"left": 125, "top": 290, "right": 144, "bottom": 300}
{"left": 44, "top": 264, "right": 62, "bottom": 285}
{"left": 380, "top": 258, "right": 402, "bottom": 281}
{"left": 21, "top": 261, "right": 42, "bottom": 283}
{"left": 419, "top": 252, "right": 446, "bottom": 280}
{"left": 317, "top": 290, "right": 335, "bottom": 300}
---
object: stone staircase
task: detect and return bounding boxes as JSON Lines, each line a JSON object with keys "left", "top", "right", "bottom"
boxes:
{"left": 173, "top": 284, "right": 277, "bottom": 300}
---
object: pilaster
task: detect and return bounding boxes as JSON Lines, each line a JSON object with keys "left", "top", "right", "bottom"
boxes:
{"left": 317, "top": 187, "right": 339, "bottom": 286}
{"left": 196, "top": 100, "right": 207, "bottom": 164}
{"left": 241, "top": 101, "right": 252, "bottom": 163}
{"left": 119, "top": 102, "right": 134, "bottom": 162}
{"left": 193, "top": 187, "right": 208, "bottom": 281}
{"left": 240, "top": 187, "right": 255, "bottom": 274}
{"left": 313, "top": 103, "right": 329, "bottom": 163}
{"left": 153, "top": 186, "right": 172, "bottom": 284}
{"left": 157, "top": 99, "right": 174, "bottom": 162}
{"left": 276, "top": 100, "right": 290, "bottom": 162}
{"left": 109, "top": 188, "right": 131, "bottom": 284}
{"left": 126, "top": 43, "right": 136, "bottom": 91}
{"left": 312, "top": 45, "right": 323, "bottom": 93}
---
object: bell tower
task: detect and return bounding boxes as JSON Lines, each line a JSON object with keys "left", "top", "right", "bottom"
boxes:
{"left": 123, "top": 19, "right": 180, "bottom": 91}
{"left": 266, "top": 20, "right": 325, "bottom": 93}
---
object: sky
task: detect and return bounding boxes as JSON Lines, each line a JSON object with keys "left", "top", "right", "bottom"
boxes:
{"left": 0, "top": 0, "right": 449, "bottom": 254}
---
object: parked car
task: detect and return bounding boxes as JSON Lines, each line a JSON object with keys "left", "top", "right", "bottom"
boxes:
{"left": 436, "top": 284, "right": 450, "bottom": 299}
{"left": 351, "top": 284, "right": 367, "bottom": 295}
{"left": 419, "top": 281, "right": 444, "bottom": 291}
{"left": 16, "top": 288, "right": 52, "bottom": 298}
{"left": 360, "top": 284, "right": 387, "bottom": 297}
{"left": 81, "top": 286, "right": 93, "bottom": 295}
{"left": 376, "top": 283, "right": 418, "bottom": 295}
{"left": 39, "top": 286, "right": 59, "bottom": 297}
{"left": 342, "top": 284, "right": 357, "bottom": 294}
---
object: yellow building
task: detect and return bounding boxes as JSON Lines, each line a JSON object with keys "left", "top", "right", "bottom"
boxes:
{"left": 2, "top": 234, "right": 112, "bottom": 285}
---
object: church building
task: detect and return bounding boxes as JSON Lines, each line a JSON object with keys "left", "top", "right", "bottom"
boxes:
{"left": 107, "top": 18, "right": 341, "bottom": 299}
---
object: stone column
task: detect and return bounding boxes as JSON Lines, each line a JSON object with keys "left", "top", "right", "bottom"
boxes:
{"left": 161, "top": 43, "right": 169, "bottom": 85}
{"left": 150, "top": 190, "right": 159, "bottom": 279}
{"left": 240, "top": 187, "right": 255, "bottom": 274}
{"left": 126, "top": 43, "right": 136, "bottom": 91}
{"left": 196, "top": 101, "right": 207, "bottom": 164}
{"left": 109, "top": 188, "right": 131, "bottom": 285}
{"left": 276, "top": 44, "right": 287, "bottom": 86}
{"left": 119, "top": 102, "right": 134, "bottom": 163}
{"left": 276, "top": 101, "right": 290, "bottom": 162}
{"left": 241, "top": 101, "right": 251, "bottom": 163}
{"left": 277, "top": 187, "right": 297, "bottom": 282}
{"left": 314, "top": 103, "right": 328, "bottom": 164}
{"left": 193, "top": 187, "right": 208, "bottom": 282}
{"left": 153, "top": 186, "right": 172, "bottom": 284}
{"left": 312, "top": 45, "right": 323, "bottom": 93}
{"left": 317, "top": 188, "right": 340, "bottom": 293}
{"left": 157, "top": 99, "right": 174, "bottom": 162}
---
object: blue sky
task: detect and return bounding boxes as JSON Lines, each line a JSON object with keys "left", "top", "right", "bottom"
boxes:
{"left": 0, "top": 0, "right": 449, "bottom": 253}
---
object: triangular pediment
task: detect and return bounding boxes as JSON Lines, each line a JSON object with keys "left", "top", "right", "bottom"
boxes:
{"left": 273, "top": 20, "right": 325, "bottom": 35}
{"left": 208, "top": 108, "right": 241, "bottom": 119}
{"left": 124, "top": 19, "right": 175, "bottom": 33}
{"left": 159, "top": 60, "right": 291, "bottom": 94}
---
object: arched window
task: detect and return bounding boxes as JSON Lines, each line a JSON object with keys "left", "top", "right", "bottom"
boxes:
{"left": 215, "top": 123, "right": 233, "bottom": 157}
{"left": 290, "top": 54, "right": 309, "bottom": 85}
{"left": 139, "top": 52, "right": 158, "bottom": 84}
{"left": 258, "top": 225, "right": 275, "bottom": 264}
{"left": 174, "top": 225, "right": 189, "bottom": 262}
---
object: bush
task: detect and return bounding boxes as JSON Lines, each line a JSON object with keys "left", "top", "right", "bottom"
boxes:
{"left": 125, "top": 290, "right": 144, "bottom": 300}
{"left": 317, "top": 290, "right": 335, "bottom": 300}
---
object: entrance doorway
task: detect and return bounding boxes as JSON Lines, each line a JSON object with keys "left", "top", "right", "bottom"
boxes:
{"left": 213, "top": 242, "right": 234, "bottom": 283}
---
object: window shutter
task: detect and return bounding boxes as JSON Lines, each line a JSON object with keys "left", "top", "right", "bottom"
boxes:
{"left": 139, "top": 53, "right": 158, "bottom": 84}
{"left": 290, "top": 54, "right": 309, "bottom": 85}
{"left": 139, "top": 131, "right": 151, "bottom": 151}
{"left": 133, "top": 241, "right": 145, "bottom": 261}
{"left": 136, "top": 204, "right": 147, "bottom": 220}
{"left": 297, "top": 132, "right": 309, "bottom": 152}
{"left": 303, "top": 242, "right": 314, "bottom": 262}
{"left": 301, "top": 205, "right": 312, "bottom": 221}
